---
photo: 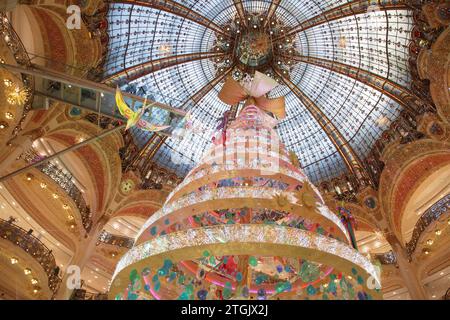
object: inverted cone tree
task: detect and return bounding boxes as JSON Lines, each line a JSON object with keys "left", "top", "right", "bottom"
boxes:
{"left": 109, "top": 105, "right": 381, "bottom": 300}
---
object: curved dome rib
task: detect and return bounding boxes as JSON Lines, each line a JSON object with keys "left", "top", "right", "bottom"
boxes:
{"left": 179, "top": 65, "right": 234, "bottom": 111}
{"left": 104, "top": 52, "right": 227, "bottom": 84}
{"left": 148, "top": 66, "right": 235, "bottom": 174}
{"left": 232, "top": 0, "right": 247, "bottom": 26}
{"left": 110, "top": 0, "right": 230, "bottom": 37}
{"left": 287, "top": 55, "right": 429, "bottom": 115}
{"left": 274, "top": 68, "right": 367, "bottom": 181}
{"left": 272, "top": 0, "right": 410, "bottom": 43}
{"left": 263, "top": 0, "right": 281, "bottom": 28}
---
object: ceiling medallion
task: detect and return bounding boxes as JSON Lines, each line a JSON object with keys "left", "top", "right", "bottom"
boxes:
{"left": 211, "top": 12, "right": 299, "bottom": 83}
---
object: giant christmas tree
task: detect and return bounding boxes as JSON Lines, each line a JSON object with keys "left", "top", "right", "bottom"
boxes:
{"left": 109, "top": 105, "right": 381, "bottom": 300}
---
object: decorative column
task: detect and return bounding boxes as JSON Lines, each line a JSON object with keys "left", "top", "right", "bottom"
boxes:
{"left": 0, "top": 128, "right": 44, "bottom": 175}
{"left": 54, "top": 216, "right": 108, "bottom": 300}
{"left": 386, "top": 233, "right": 428, "bottom": 300}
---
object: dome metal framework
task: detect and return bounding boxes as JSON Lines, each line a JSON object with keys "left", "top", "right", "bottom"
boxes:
{"left": 104, "top": 0, "right": 418, "bottom": 184}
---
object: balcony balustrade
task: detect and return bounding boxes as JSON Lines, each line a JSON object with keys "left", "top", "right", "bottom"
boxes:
{"left": 97, "top": 230, "right": 134, "bottom": 249}
{"left": 0, "top": 218, "right": 62, "bottom": 295}
{"left": 406, "top": 194, "right": 450, "bottom": 257}
{"left": 22, "top": 149, "right": 93, "bottom": 232}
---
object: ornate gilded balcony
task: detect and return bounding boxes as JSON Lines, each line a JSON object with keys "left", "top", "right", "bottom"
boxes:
{"left": 406, "top": 194, "right": 450, "bottom": 257}
{"left": 97, "top": 230, "right": 134, "bottom": 249}
{"left": 23, "top": 149, "right": 93, "bottom": 232}
{"left": 0, "top": 218, "right": 62, "bottom": 295}
{"left": 374, "top": 251, "right": 397, "bottom": 265}
{"left": 83, "top": 113, "right": 182, "bottom": 191}
{"left": 0, "top": 12, "right": 34, "bottom": 140}
{"left": 319, "top": 109, "right": 429, "bottom": 200}
{"left": 69, "top": 288, "right": 108, "bottom": 300}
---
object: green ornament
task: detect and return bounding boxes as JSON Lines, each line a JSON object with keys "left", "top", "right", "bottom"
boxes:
{"left": 275, "top": 282, "right": 284, "bottom": 293}
{"left": 249, "top": 256, "right": 258, "bottom": 267}
{"left": 178, "top": 292, "right": 189, "bottom": 300}
{"left": 223, "top": 288, "right": 232, "bottom": 300}
{"left": 129, "top": 269, "right": 139, "bottom": 283}
{"left": 185, "top": 284, "right": 194, "bottom": 295}
{"left": 328, "top": 281, "right": 337, "bottom": 293}
{"left": 299, "top": 261, "right": 320, "bottom": 282}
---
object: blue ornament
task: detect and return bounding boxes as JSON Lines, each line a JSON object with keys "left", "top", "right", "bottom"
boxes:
{"left": 163, "top": 259, "right": 173, "bottom": 269}
{"left": 197, "top": 289, "right": 208, "bottom": 300}
{"left": 276, "top": 265, "right": 283, "bottom": 273}
{"left": 306, "top": 285, "right": 317, "bottom": 296}
{"left": 257, "top": 288, "right": 266, "bottom": 300}
{"left": 178, "top": 292, "right": 189, "bottom": 300}
{"left": 127, "top": 293, "right": 139, "bottom": 300}
{"left": 168, "top": 272, "right": 177, "bottom": 282}
{"left": 158, "top": 268, "right": 168, "bottom": 276}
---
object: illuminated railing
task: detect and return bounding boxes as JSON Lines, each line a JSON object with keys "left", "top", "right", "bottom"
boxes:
{"left": 406, "top": 194, "right": 450, "bottom": 257}
{"left": 0, "top": 218, "right": 62, "bottom": 295}
{"left": 70, "top": 288, "right": 108, "bottom": 300}
{"left": 23, "top": 149, "right": 93, "bottom": 232}
{"left": 374, "top": 251, "right": 397, "bottom": 265}
{"left": 444, "top": 288, "right": 450, "bottom": 300}
{"left": 97, "top": 230, "right": 134, "bottom": 249}
{"left": 0, "top": 12, "right": 34, "bottom": 139}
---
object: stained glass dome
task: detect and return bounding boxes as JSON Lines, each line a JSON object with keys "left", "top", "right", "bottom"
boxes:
{"left": 104, "top": 0, "right": 414, "bottom": 184}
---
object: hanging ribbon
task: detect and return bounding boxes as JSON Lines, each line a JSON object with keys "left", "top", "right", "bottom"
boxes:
{"left": 338, "top": 207, "right": 358, "bottom": 250}
{"left": 218, "top": 71, "right": 286, "bottom": 119}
